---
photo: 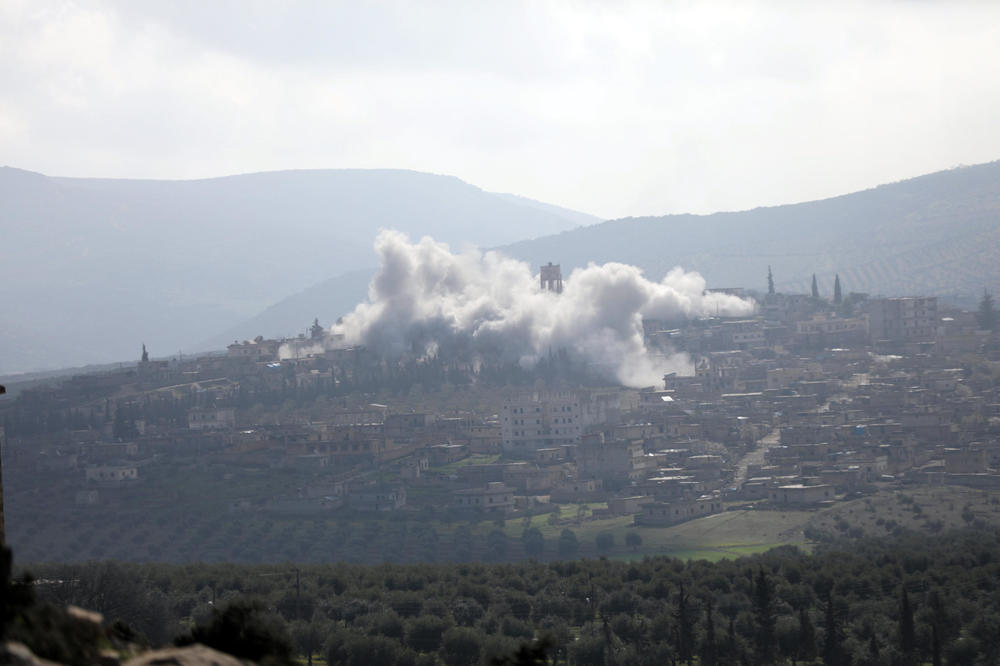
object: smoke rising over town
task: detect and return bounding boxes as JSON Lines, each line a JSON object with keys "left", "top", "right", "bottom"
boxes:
{"left": 325, "top": 231, "right": 755, "bottom": 386}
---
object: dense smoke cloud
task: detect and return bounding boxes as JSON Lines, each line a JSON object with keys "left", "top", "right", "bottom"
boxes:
{"left": 331, "top": 231, "right": 755, "bottom": 387}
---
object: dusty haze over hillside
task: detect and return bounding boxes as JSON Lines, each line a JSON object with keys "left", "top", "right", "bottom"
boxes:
{"left": 318, "top": 231, "right": 753, "bottom": 387}
{"left": 213, "top": 161, "right": 1000, "bottom": 357}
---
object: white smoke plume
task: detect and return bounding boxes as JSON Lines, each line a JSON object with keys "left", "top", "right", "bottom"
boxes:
{"left": 332, "top": 231, "right": 755, "bottom": 387}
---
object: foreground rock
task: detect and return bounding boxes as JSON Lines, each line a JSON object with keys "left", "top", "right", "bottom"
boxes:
{"left": 1, "top": 643, "right": 249, "bottom": 666}
{"left": 124, "top": 645, "right": 248, "bottom": 666}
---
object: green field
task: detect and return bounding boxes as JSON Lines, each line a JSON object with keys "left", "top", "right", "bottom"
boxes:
{"left": 466, "top": 505, "right": 813, "bottom": 562}
{"left": 624, "top": 508, "right": 811, "bottom": 560}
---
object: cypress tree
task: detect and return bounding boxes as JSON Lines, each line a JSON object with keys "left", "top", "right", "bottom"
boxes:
{"left": 899, "top": 587, "right": 915, "bottom": 661}
{"left": 675, "top": 583, "right": 694, "bottom": 665}
{"left": 752, "top": 568, "right": 776, "bottom": 664}
{"left": 867, "top": 634, "right": 880, "bottom": 663}
{"left": 929, "top": 590, "right": 946, "bottom": 666}
{"left": 833, "top": 275, "right": 842, "bottom": 304}
{"left": 822, "top": 592, "right": 843, "bottom": 666}
{"left": 726, "top": 614, "right": 737, "bottom": 665}
{"left": 700, "top": 597, "right": 718, "bottom": 666}
{"left": 767, "top": 266, "right": 775, "bottom": 295}
{"left": 797, "top": 606, "right": 816, "bottom": 664}
{"left": 977, "top": 288, "right": 997, "bottom": 330}
{"left": 811, "top": 274, "right": 819, "bottom": 299}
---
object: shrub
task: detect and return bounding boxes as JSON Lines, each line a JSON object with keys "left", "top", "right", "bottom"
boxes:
{"left": 178, "top": 598, "right": 294, "bottom": 666}
{"left": 406, "top": 614, "right": 450, "bottom": 653}
{"left": 439, "top": 626, "right": 482, "bottom": 666}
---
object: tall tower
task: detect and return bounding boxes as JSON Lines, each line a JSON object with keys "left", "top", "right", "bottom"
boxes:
{"left": 540, "top": 262, "right": 563, "bottom": 294}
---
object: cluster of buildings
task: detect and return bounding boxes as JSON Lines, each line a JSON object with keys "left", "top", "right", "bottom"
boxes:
{"left": 3, "top": 281, "right": 999, "bottom": 533}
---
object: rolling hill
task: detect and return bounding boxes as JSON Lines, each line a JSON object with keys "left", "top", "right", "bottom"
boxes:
{"left": 227, "top": 161, "right": 1000, "bottom": 350}
{"left": 0, "top": 168, "right": 593, "bottom": 373}
{"left": 6, "top": 161, "right": 999, "bottom": 372}
{"left": 499, "top": 160, "right": 1000, "bottom": 302}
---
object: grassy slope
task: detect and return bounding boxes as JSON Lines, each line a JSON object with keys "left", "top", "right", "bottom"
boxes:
{"left": 12, "top": 481, "right": 1000, "bottom": 565}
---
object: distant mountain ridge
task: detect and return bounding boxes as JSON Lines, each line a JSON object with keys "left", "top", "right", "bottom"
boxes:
{"left": 229, "top": 161, "right": 1000, "bottom": 351}
{"left": 499, "top": 160, "right": 1000, "bottom": 303}
{"left": 0, "top": 168, "right": 589, "bottom": 373}
{"left": 6, "top": 161, "right": 999, "bottom": 373}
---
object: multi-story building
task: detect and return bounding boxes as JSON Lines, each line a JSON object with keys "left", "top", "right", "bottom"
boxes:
{"left": 865, "top": 297, "right": 937, "bottom": 343}
{"left": 792, "top": 314, "right": 869, "bottom": 347}
{"left": 540, "top": 262, "right": 563, "bottom": 293}
{"left": 576, "top": 434, "right": 651, "bottom": 481}
{"left": 226, "top": 336, "right": 281, "bottom": 361}
{"left": 721, "top": 320, "right": 765, "bottom": 349}
{"left": 500, "top": 389, "right": 621, "bottom": 454}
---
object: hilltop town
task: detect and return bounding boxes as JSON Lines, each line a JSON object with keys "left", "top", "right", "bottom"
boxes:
{"left": 2, "top": 271, "right": 999, "bottom": 563}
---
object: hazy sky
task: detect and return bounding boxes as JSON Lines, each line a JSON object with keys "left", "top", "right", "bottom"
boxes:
{"left": 3, "top": 1, "right": 1000, "bottom": 219}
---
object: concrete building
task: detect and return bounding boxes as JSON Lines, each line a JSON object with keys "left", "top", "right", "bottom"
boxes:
{"left": 500, "top": 389, "right": 621, "bottom": 453}
{"left": 576, "top": 435, "right": 650, "bottom": 481}
{"left": 866, "top": 297, "right": 937, "bottom": 343}
{"left": 793, "top": 314, "right": 869, "bottom": 347}
{"left": 549, "top": 478, "right": 603, "bottom": 502}
{"left": 188, "top": 408, "right": 236, "bottom": 430}
{"left": 769, "top": 484, "right": 833, "bottom": 505}
{"left": 606, "top": 495, "right": 655, "bottom": 515}
{"left": 722, "top": 320, "right": 765, "bottom": 349}
{"left": 453, "top": 481, "right": 515, "bottom": 513}
{"left": 540, "top": 262, "right": 563, "bottom": 293}
{"left": 226, "top": 336, "right": 281, "bottom": 361}
{"left": 636, "top": 497, "right": 723, "bottom": 526}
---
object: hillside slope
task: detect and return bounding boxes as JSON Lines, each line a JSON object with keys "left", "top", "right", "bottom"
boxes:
{"left": 500, "top": 161, "right": 1000, "bottom": 302}
{"left": 226, "top": 161, "right": 1000, "bottom": 348}
{"left": 0, "top": 168, "right": 585, "bottom": 372}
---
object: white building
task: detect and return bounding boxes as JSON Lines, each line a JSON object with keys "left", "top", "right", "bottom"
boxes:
{"left": 500, "top": 389, "right": 621, "bottom": 454}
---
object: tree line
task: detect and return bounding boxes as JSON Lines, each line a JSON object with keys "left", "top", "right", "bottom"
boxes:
{"left": 6, "top": 528, "right": 1000, "bottom": 665}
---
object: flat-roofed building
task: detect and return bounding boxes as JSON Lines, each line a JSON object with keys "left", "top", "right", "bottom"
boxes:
{"left": 636, "top": 497, "right": 723, "bottom": 526}
{"left": 453, "top": 481, "right": 515, "bottom": 514}
{"left": 501, "top": 389, "right": 621, "bottom": 454}
{"left": 769, "top": 483, "right": 833, "bottom": 505}
{"left": 866, "top": 297, "right": 937, "bottom": 343}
